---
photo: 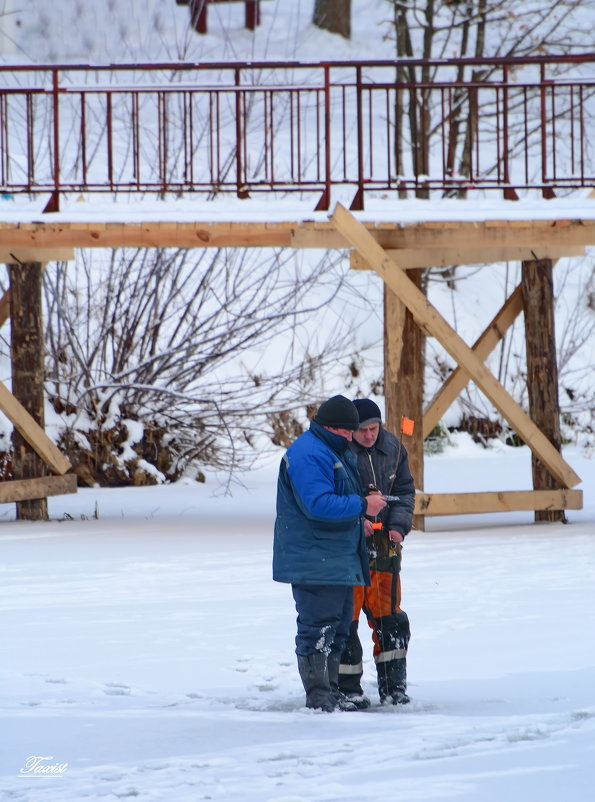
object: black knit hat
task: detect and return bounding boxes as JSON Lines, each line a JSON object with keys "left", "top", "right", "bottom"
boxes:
{"left": 314, "top": 395, "right": 360, "bottom": 430}
{"left": 353, "top": 398, "right": 382, "bottom": 427}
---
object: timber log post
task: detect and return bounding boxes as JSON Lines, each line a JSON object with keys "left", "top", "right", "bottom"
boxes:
{"left": 8, "top": 261, "right": 49, "bottom": 521}
{"left": 521, "top": 257, "right": 566, "bottom": 523}
{"left": 384, "top": 272, "right": 425, "bottom": 531}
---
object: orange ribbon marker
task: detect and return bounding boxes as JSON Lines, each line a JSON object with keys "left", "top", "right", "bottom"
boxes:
{"left": 401, "top": 417, "right": 415, "bottom": 436}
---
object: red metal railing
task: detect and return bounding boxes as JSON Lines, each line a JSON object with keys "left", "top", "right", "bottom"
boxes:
{"left": 1, "top": 55, "right": 594, "bottom": 211}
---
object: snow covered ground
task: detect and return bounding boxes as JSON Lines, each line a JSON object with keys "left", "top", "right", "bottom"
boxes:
{"left": 1, "top": 441, "right": 594, "bottom": 802}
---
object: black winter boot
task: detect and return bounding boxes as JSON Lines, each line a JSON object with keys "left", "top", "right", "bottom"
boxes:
{"left": 297, "top": 654, "right": 335, "bottom": 712}
{"left": 327, "top": 652, "right": 359, "bottom": 711}
{"left": 377, "top": 657, "right": 410, "bottom": 705}
{"left": 374, "top": 611, "right": 411, "bottom": 705}
{"left": 338, "top": 621, "right": 371, "bottom": 709}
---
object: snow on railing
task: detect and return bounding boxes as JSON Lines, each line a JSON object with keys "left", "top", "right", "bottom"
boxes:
{"left": 1, "top": 55, "right": 594, "bottom": 211}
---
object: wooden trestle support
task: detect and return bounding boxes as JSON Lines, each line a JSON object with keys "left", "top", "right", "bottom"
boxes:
{"left": 0, "top": 205, "right": 590, "bottom": 524}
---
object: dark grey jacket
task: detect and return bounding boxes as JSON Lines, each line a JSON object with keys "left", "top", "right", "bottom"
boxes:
{"left": 349, "top": 426, "right": 415, "bottom": 538}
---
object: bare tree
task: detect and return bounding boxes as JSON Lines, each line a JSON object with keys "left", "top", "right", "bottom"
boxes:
{"left": 384, "top": 0, "right": 595, "bottom": 198}
{"left": 42, "top": 246, "right": 359, "bottom": 486}
{"left": 313, "top": 0, "right": 351, "bottom": 38}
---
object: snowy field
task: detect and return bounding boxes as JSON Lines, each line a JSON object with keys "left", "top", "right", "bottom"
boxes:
{"left": 1, "top": 2, "right": 594, "bottom": 799}
{"left": 1, "top": 441, "right": 594, "bottom": 802}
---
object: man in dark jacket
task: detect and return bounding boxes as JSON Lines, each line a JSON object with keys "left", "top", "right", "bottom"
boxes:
{"left": 339, "top": 398, "right": 415, "bottom": 707}
{"left": 273, "top": 394, "right": 387, "bottom": 712}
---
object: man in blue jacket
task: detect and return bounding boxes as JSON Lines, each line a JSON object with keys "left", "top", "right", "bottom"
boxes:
{"left": 273, "top": 395, "right": 387, "bottom": 712}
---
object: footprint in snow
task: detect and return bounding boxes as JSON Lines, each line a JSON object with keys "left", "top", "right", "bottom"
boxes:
{"left": 103, "top": 682, "right": 132, "bottom": 696}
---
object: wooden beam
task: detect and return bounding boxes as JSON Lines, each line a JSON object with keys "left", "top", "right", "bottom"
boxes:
{"left": 0, "top": 381, "right": 71, "bottom": 475}
{"left": 350, "top": 245, "right": 584, "bottom": 271}
{"left": 1, "top": 217, "right": 595, "bottom": 252}
{"left": 414, "top": 489, "right": 582, "bottom": 516}
{"left": 330, "top": 203, "right": 582, "bottom": 489}
{"left": 0, "top": 473, "right": 77, "bottom": 504}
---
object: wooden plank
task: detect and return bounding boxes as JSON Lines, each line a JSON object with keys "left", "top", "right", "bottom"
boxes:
{"left": 1, "top": 218, "right": 595, "bottom": 252}
{"left": 369, "top": 220, "right": 595, "bottom": 251}
{"left": 350, "top": 245, "right": 584, "bottom": 271}
{"left": 0, "top": 381, "right": 71, "bottom": 475}
{"left": 414, "top": 489, "right": 583, "bottom": 516}
{"left": 330, "top": 203, "right": 582, "bottom": 489}
{"left": 0, "top": 473, "right": 77, "bottom": 504}
{"left": 0, "top": 248, "right": 74, "bottom": 263}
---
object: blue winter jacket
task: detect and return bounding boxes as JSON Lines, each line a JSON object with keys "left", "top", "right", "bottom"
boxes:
{"left": 273, "top": 421, "right": 371, "bottom": 586}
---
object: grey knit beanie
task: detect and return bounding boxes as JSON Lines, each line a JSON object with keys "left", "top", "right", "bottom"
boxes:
{"left": 353, "top": 398, "right": 382, "bottom": 427}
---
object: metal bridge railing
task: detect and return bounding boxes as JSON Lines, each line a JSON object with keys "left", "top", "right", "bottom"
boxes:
{"left": 1, "top": 55, "right": 594, "bottom": 211}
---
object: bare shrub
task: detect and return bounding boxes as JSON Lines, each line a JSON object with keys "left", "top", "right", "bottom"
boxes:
{"left": 43, "top": 246, "right": 356, "bottom": 485}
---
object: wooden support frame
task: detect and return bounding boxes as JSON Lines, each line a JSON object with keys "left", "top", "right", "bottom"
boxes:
{"left": 330, "top": 203, "right": 582, "bottom": 518}
{"left": 1, "top": 206, "right": 592, "bottom": 522}
{"left": 1, "top": 255, "right": 75, "bottom": 517}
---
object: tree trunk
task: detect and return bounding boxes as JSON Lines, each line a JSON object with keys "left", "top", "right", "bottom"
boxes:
{"left": 521, "top": 258, "right": 565, "bottom": 523}
{"left": 313, "top": 0, "right": 351, "bottom": 38}
{"left": 384, "top": 270, "right": 425, "bottom": 531}
{"left": 8, "top": 261, "right": 49, "bottom": 521}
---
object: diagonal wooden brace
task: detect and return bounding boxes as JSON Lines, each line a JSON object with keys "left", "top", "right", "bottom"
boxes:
{"left": 0, "top": 381, "right": 71, "bottom": 475}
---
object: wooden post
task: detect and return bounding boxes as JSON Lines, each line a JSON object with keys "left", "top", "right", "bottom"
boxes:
{"left": 384, "top": 272, "right": 425, "bottom": 531}
{"left": 8, "top": 261, "right": 49, "bottom": 521}
{"left": 521, "top": 258, "right": 566, "bottom": 522}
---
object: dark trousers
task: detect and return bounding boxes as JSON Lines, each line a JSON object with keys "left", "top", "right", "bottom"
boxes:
{"left": 291, "top": 584, "right": 354, "bottom": 657}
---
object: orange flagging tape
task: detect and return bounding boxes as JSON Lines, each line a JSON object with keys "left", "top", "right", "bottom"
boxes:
{"left": 401, "top": 417, "right": 415, "bottom": 436}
